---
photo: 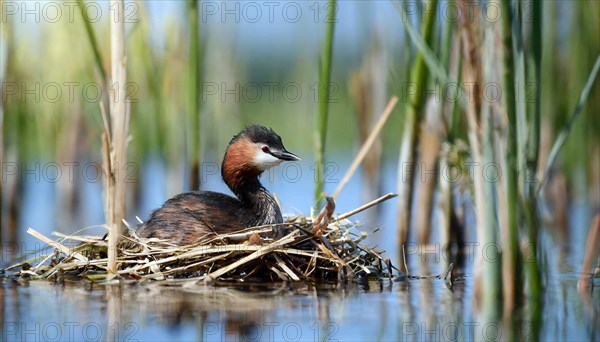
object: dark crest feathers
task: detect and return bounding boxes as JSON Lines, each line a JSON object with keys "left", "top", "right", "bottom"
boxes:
{"left": 229, "top": 124, "right": 284, "bottom": 150}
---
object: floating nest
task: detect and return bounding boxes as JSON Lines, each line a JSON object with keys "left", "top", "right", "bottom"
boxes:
{"left": 5, "top": 194, "right": 398, "bottom": 285}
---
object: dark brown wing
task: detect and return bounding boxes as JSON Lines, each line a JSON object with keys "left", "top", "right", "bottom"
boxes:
{"left": 137, "top": 191, "right": 257, "bottom": 244}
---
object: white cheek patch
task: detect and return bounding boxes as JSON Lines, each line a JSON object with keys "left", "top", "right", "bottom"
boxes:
{"left": 253, "top": 150, "right": 283, "bottom": 171}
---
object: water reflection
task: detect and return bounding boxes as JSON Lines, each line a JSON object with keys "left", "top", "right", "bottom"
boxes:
{"left": 2, "top": 273, "right": 597, "bottom": 341}
{"left": 2, "top": 278, "right": 397, "bottom": 341}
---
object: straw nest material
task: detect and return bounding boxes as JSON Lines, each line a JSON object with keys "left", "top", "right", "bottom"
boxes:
{"left": 6, "top": 194, "right": 397, "bottom": 284}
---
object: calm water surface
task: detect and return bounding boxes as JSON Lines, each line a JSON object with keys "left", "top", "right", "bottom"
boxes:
{"left": 1, "top": 269, "right": 598, "bottom": 341}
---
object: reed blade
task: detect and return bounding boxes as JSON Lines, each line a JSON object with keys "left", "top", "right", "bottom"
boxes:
{"left": 537, "top": 55, "right": 600, "bottom": 194}
{"left": 188, "top": 0, "right": 201, "bottom": 190}
{"left": 314, "top": 0, "right": 337, "bottom": 207}
{"left": 393, "top": 0, "right": 439, "bottom": 273}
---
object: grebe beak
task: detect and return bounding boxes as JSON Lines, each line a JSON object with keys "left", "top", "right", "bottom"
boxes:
{"left": 272, "top": 150, "right": 301, "bottom": 161}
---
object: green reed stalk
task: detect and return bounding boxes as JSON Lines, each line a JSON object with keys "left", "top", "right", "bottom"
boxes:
{"left": 76, "top": 0, "right": 107, "bottom": 83}
{"left": 481, "top": 24, "right": 502, "bottom": 318}
{"left": 448, "top": 59, "right": 461, "bottom": 143}
{"left": 442, "top": 28, "right": 462, "bottom": 266}
{"left": 0, "top": 22, "right": 5, "bottom": 245}
{"left": 188, "top": 0, "right": 201, "bottom": 190}
{"left": 526, "top": 1, "right": 543, "bottom": 339}
{"left": 538, "top": 55, "right": 600, "bottom": 193}
{"left": 395, "top": 0, "right": 438, "bottom": 271}
{"left": 134, "top": 1, "right": 163, "bottom": 154}
{"left": 514, "top": 0, "right": 527, "bottom": 189}
{"left": 314, "top": 0, "right": 336, "bottom": 206}
{"left": 528, "top": 0, "right": 542, "bottom": 177}
{"left": 499, "top": 0, "right": 522, "bottom": 309}
{"left": 436, "top": 7, "right": 456, "bottom": 256}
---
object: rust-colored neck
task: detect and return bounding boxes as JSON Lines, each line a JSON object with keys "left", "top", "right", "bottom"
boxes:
{"left": 221, "top": 137, "right": 283, "bottom": 225}
{"left": 221, "top": 138, "right": 262, "bottom": 199}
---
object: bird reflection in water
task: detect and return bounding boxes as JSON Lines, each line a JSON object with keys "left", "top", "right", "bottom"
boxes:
{"left": 101, "top": 280, "right": 392, "bottom": 340}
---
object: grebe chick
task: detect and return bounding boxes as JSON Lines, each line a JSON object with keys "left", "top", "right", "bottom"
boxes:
{"left": 137, "top": 125, "right": 300, "bottom": 245}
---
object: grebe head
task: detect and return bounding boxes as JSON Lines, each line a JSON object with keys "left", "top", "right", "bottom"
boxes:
{"left": 245, "top": 125, "right": 301, "bottom": 170}
{"left": 222, "top": 125, "right": 300, "bottom": 192}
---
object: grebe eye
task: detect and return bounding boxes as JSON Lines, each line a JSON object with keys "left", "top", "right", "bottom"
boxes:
{"left": 261, "top": 146, "right": 270, "bottom": 153}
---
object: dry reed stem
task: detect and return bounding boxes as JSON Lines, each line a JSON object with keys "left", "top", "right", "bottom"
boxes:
{"left": 107, "top": 0, "right": 129, "bottom": 276}
{"left": 203, "top": 231, "right": 299, "bottom": 283}
{"left": 332, "top": 96, "right": 398, "bottom": 199}
{"left": 27, "top": 228, "right": 88, "bottom": 262}
{"left": 274, "top": 254, "right": 301, "bottom": 281}
{"left": 335, "top": 193, "right": 397, "bottom": 221}
{"left": 416, "top": 99, "right": 443, "bottom": 244}
{"left": 312, "top": 196, "right": 335, "bottom": 236}
{"left": 457, "top": 0, "right": 489, "bottom": 308}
